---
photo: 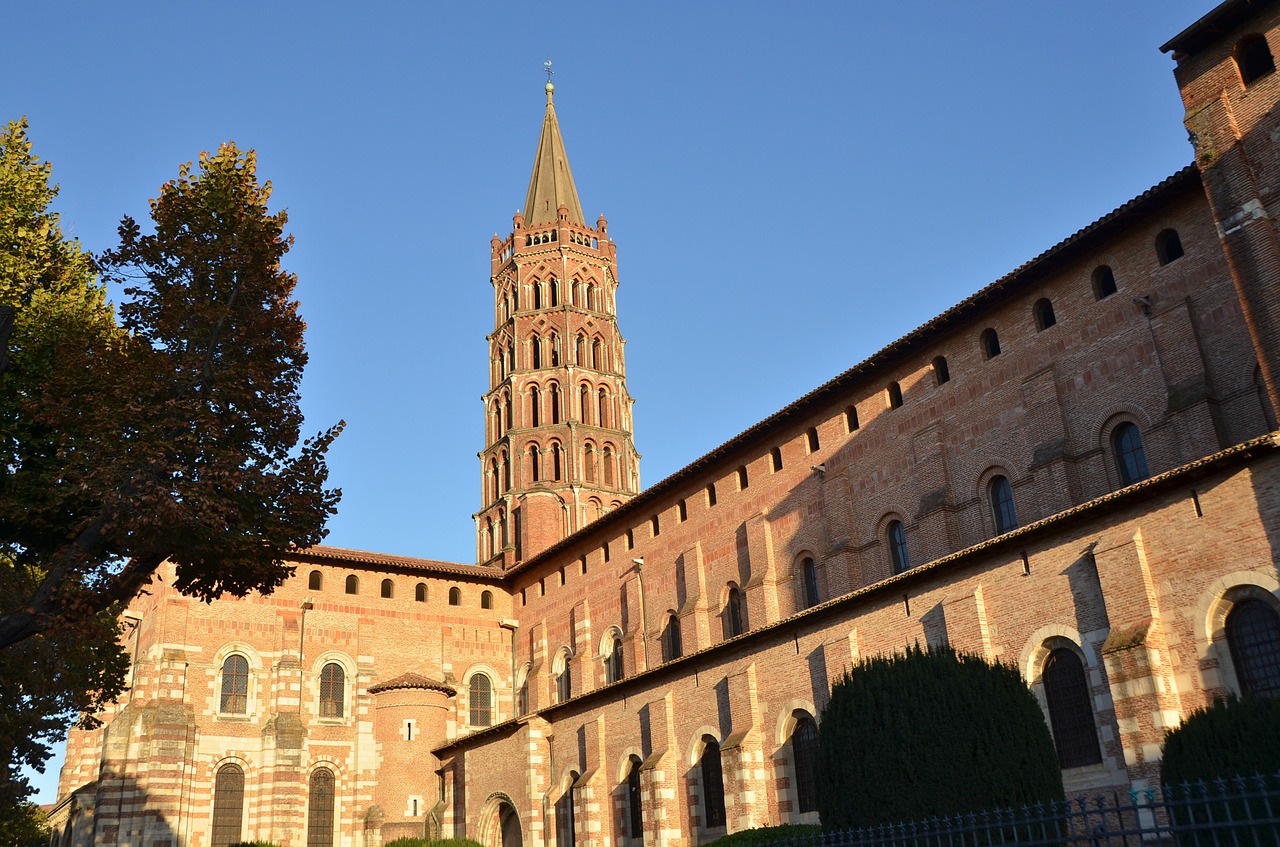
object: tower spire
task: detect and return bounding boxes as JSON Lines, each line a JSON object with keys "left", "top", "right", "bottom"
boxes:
{"left": 523, "top": 69, "right": 585, "bottom": 227}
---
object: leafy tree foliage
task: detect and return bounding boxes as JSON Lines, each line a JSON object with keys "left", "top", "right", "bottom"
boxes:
{"left": 1161, "top": 694, "right": 1280, "bottom": 786}
{"left": 0, "top": 121, "right": 340, "bottom": 809}
{"left": 816, "top": 644, "right": 1063, "bottom": 829}
{"left": 0, "top": 801, "right": 51, "bottom": 847}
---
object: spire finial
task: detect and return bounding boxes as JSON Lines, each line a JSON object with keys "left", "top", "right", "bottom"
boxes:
{"left": 544, "top": 59, "right": 555, "bottom": 102}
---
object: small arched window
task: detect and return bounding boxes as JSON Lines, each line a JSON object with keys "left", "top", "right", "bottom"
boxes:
{"left": 449, "top": 586, "right": 461, "bottom": 606}
{"left": 308, "top": 768, "right": 335, "bottom": 847}
{"left": 806, "top": 428, "right": 820, "bottom": 453}
{"left": 725, "top": 585, "right": 745, "bottom": 638}
{"left": 530, "top": 444, "right": 541, "bottom": 482}
{"left": 801, "top": 557, "right": 820, "bottom": 609}
{"left": 1092, "top": 265, "right": 1117, "bottom": 300}
{"left": 846, "top": 405, "right": 860, "bottom": 431}
{"left": 552, "top": 442, "right": 563, "bottom": 480}
{"left": 606, "top": 636, "right": 624, "bottom": 684}
{"left": 533, "top": 281, "right": 544, "bottom": 310}
{"left": 662, "top": 613, "right": 683, "bottom": 662}
{"left": 626, "top": 755, "right": 643, "bottom": 839}
{"left": 678, "top": 499, "right": 687, "bottom": 521}
{"left": 887, "top": 381, "right": 903, "bottom": 409}
{"left": 550, "top": 384, "right": 561, "bottom": 424}
{"left": 1235, "top": 33, "right": 1276, "bottom": 86}
{"left": 469, "top": 673, "right": 493, "bottom": 727}
{"left": 220, "top": 655, "right": 249, "bottom": 714}
{"left": 481, "top": 590, "right": 493, "bottom": 610}
{"left": 598, "top": 388, "right": 609, "bottom": 427}
{"left": 888, "top": 520, "right": 910, "bottom": 574}
{"left": 345, "top": 574, "right": 359, "bottom": 595}
{"left": 737, "top": 465, "right": 749, "bottom": 490}
{"left": 706, "top": 483, "right": 717, "bottom": 507}
{"left": 556, "top": 654, "right": 572, "bottom": 703}
{"left": 580, "top": 385, "right": 591, "bottom": 425}
{"left": 308, "top": 570, "right": 323, "bottom": 591}
{"left": 699, "top": 737, "right": 727, "bottom": 829}
{"left": 415, "top": 583, "right": 427, "bottom": 603}
{"left": 1033, "top": 298, "right": 1057, "bottom": 331}
{"left": 584, "top": 443, "right": 597, "bottom": 484}
{"left": 792, "top": 713, "right": 820, "bottom": 814}
{"left": 1225, "top": 598, "right": 1280, "bottom": 697}
{"left": 626, "top": 529, "right": 634, "bottom": 550}
{"left": 980, "top": 327, "right": 1001, "bottom": 359}
{"left": 1042, "top": 648, "right": 1102, "bottom": 768}
{"left": 1112, "top": 422, "right": 1150, "bottom": 486}
{"left": 989, "top": 475, "right": 1018, "bottom": 535}
{"left": 319, "top": 663, "right": 345, "bottom": 718}
{"left": 933, "top": 356, "right": 950, "bottom": 385}
{"left": 530, "top": 386, "right": 541, "bottom": 427}
{"left": 211, "top": 763, "right": 246, "bottom": 847}
{"left": 531, "top": 336, "right": 542, "bottom": 369}
{"left": 771, "top": 447, "right": 783, "bottom": 472}
{"left": 380, "top": 578, "right": 394, "bottom": 599}
{"left": 549, "top": 278, "right": 560, "bottom": 306}
{"left": 1155, "top": 229, "right": 1184, "bottom": 265}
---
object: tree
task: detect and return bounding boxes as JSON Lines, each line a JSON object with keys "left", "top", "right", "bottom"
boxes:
{"left": 815, "top": 644, "right": 1063, "bottom": 830}
{"left": 0, "top": 801, "right": 51, "bottom": 847}
{"left": 0, "top": 122, "right": 341, "bottom": 807}
{"left": 1161, "top": 694, "right": 1280, "bottom": 786}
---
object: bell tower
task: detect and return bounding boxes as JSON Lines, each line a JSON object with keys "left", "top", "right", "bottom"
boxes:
{"left": 477, "top": 80, "right": 641, "bottom": 566}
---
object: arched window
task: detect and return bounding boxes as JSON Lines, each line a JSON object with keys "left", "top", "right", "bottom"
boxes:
{"left": 485, "top": 519, "right": 496, "bottom": 559}
{"left": 1092, "top": 265, "right": 1117, "bottom": 300}
{"left": 319, "top": 663, "right": 345, "bottom": 718}
{"left": 846, "top": 405, "right": 860, "bottom": 431}
{"left": 345, "top": 574, "right": 358, "bottom": 595}
{"left": 989, "top": 475, "right": 1018, "bottom": 534}
{"left": 791, "top": 713, "right": 820, "bottom": 814}
{"left": 220, "top": 655, "right": 249, "bottom": 714}
{"left": 308, "top": 768, "right": 336, "bottom": 847}
{"left": 1033, "top": 298, "right": 1056, "bottom": 331}
{"left": 556, "top": 774, "right": 578, "bottom": 847}
{"left": 211, "top": 763, "right": 245, "bottom": 847}
{"left": 592, "top": 339, "right": 602, "bottom": 370}
{"left": 1112, "top": 422, "right": 1149, "bottom": 486}
{"left": 550, "top": 278, "right": 560, "bottom": 306}
{"left": 887, "top": 381, "right": 903, "bottom": 409}
{"left": 806, "top": 428, "right": 820, "bottom": 452}
{"left": 737, "top": 466, "right": 749, "bottom": 490}
{"left": 606, "top": 636, "right": 624, "bottom": 683}
{"left": 662, "top": 613, "right": 683, "bottom": 662}
{"left": 550, "top": 384, "right": 561, "bottom": 423}
{"left": 516, "top": 674, "right": 529, "bottom": 717}
{"left": 580, "top": 385, "right": 591, "bottom": 424}
{"left": 489, "top": 459, "right": 500, "bottom": 503}
{"left": 469, "top": 673, "right": 493, "bottom": 726}
{"left": 706, "top": 483, "right": 717, "bottom": 506}
{"left": 1235, "top": 33, "right": 1276, "bottom": 86}
{"left": 380, "top": 578, "right": 393, "bottom": 599}
{"left": 1042, "top": 648, "right": 1102, "bottom": 768}
{"left": 933, "top": 356, "right": 950, "bottom": 385}
{"left": 1225, "top": 598, "right": 1280, "bottom": 697}
{"left": 626, "top": 755, "right": 643, "bottom": 839}
{"left": 415, "top": 583, "right": 427, "bottom": 603}
{"left": 502, "top": 449, "right": 510, "bottom": 491}
{"left": 598, "top": 388, "right": 608, "bottom": 427}
{"left": 552, "top": 443, "right": 563, "bottom": 480}
{"left": 449, "top": 587, "right": 461, "bottom": 606}
{"left": 532, "top": 335, "right": 542, "bottom": 369}
{"left": 725, "top": 585, "right": 745, "bottom": 638}
{"left": 584, "top": 443, "right": 597, "bottom": 483}
{"left": 771, "top": 447, "right": 783, "bottom": 472}
{"left": 308, "top": 570, "right": 323, "bottom": 590}
{"left": 550, "top": 333, "right": 561, "bottom": 366}
{"left": 699, "top": 737, "right": 726, "bottom": 829}
{"left": 604, "top": 446, "right": 615, "bottom": 487}
{"left": 801, "top": 557, "right": 820, "bottom": 609}
{"left": 530, "top": 444, "right": 541, "bottom": 482}
{"left": 1156, "top": 228, "right": 1184, "bottom": 265}
{"left": 576, "top": 334, "right": 587, "bottom": 366}
{"left": 533, "top": 281, "right": 544, "bottom": 310}
{"left": 481, "top": 590, "right": 493, "bottom": 610}
{"left": 888, "top": 520, "right": 910, "bottom": 574}
{"left": 980, "top": 327, "right": 1001, "bottom": 359}
{"left": 626, "top": 529, "right": 634, "bottom": 550}
{"left": 531, "top": 386, "right": 541, "bottom": 427}
{"left": 572, "top": 279, "right": 582, "bottom": 306}
{"left": 556, "top": 653, "right": 572, "bottom": 703}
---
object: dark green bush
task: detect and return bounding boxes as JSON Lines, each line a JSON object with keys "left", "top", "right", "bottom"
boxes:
{"left": 1161, "top": 695, "right": 1280, "bottom": 786}
{"left": 701, "top": 824, "right": 820, "bottom": 847}
{"left": 385, "top": 839, "right": 485, "bottom": 847}
{"left": 816, "top": 644, "right": 1063, "bottom": 829}
{"left": 229, "top": 842, "right": 281, "bottom": 847}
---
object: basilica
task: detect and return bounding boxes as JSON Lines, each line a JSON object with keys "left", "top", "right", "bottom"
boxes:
{"left": 51, "top": 1, "right": 1280, "bottom": 845}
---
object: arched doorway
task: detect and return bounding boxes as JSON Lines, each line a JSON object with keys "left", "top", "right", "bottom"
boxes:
{"left": 500, "top": 803, "right": 523, "bottom": 847}
{"left": 478, "top": 793, "right": 522, "bottom": 847}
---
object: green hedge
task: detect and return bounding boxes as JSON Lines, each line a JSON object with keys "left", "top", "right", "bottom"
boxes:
{"left": 702, "top": 824, "right": 820, "bottom": 847}
{"left": 816, "top": 644, "right": 1063, "bottom": 829}
{"left": 1161, "top": 695, "right": 1280, "bottom": 786}
{"left": 384, "top": 838, "right": 485, "bottom": 847}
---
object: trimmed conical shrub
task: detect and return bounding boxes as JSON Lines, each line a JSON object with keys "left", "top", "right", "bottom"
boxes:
{"left": 1161, "top": 695, "right": 1280, "bottom": 786}
{"left": 815, "top": 644, "right": 1063, "bottom": 829}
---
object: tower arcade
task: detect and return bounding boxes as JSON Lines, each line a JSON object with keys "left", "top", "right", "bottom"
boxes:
{"left": 477, "top": 82, "right": 641, "bottom": 566}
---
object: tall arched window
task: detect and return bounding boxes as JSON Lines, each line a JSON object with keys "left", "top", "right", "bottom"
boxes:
{"left": 211, "top": 763, "right": 245, "bottom": 847}
{"left": 319, "top": 663, "right": 345, "bottom": 718}
{"left": 806, "top": 428, "right": 820, "bottom": 452}
{"left": 533, "top": 281, "right": 544, "bottom": 310}
{"left": 531, "top": 386, "right": 542, "bottom": 427}
{"left": 584, "top": 443, "right": 597, "bottom": 483}
{"left": 532, "top": 335, "right": 542, "bottom": 369}
{"left": 598, "top": 388, "right": 609, "bottom": 427}
{"left": 449, "top": 587, "right": 461, "bottom": 606}
{"left": 1112, "top": 422, "right": 1149, "bottom": 485}
{"left": 791, "top": 713, "right": 819, "bottom": 814}
{"left": 933, "top": 356, "right": 950, "bottom": 385}
{"left": 552, "top": 443, "right": 563, "bottom": 480}
{"left": 556, "top": 652, "right": 572, "bottom": 703}
{"left": 989, "top": 475, "right": 1017, "bottom": 534}
{"left": 415, "top": 582, "right": 427, "bottom": 603}
{"left": 550, "top": 278, "right": 559, "bottom": 306}
{"left": 530, "top": 444, "right": 542, "bottom": 482}
{"left": 1225, "top": 598, "right": 1280, "bottom": 697}
{"left": 1042, "top": 647, "right": 1102, "bottom": 768}
{"left": 888, "top": 520, "right": 910, "bottom": 574}
{"left": 308, "top": 768, "right": 336, "bottom": 847}
{"left": 980, "top": 327, "right": 1001, "bottom": 359}
{"left": 606, "top": 636, "right": 624, "bottom": 683}
{"left": 592, "top": 339, "right": 602, "bottom": 370}
{"left": 771, "top": 447, "right": 783, "bottom": 472}
{"left": 220, "top": 655, "right": 249, "bottom": 714}
{"left": 481, "top": 590, "right": 494, "bottom": 610}
{"left": 801, "top": 557, "right": 820, "bottom": 609}
{"left": 550, "top": 333, "right": 561, "bottom": 366}
{"left": 1092, "top": 265, "right": 1117, "bottom": 299}
{"left": 550, "top": 384, "right": 561, "bottom": 423}
{"left": 887, "top": 381, "right": 903, "bottom": 409}
{"left": 380, "top": 578, "right": 393, "bottom": 599}
{"left": 626, "top": 755, "right": 643, "bottom": 839}
{"left": 557, "top": 775, "right": 578, "bottom": 847}
{"left": 469, "top": 673, "right": 493, "bottom": 727}
{"left": 1033, "top": 297, "right": 1057, "bottom": 331}
{"left": 576, "top": 334, "right": 587, "bottom": 366}
{"left": 1155, "top": 228, "right": 1184, "bottom": 265}
{"left": 725, "top": 585, "right": 745, "bottom": 638}
{"left": 308, "top": 570, "right": 323, "bottom": 590}
{"left": 662, "top": 613, "right": 683, "bottom": 662}
{"left": 603, "top": 446, "right": 615, "bottom": 487}
{"left": 345, "top": 574, "right": 359, "bottom": 595}
{"left": 699, "top": 737, "right": 726, "bottom": 829}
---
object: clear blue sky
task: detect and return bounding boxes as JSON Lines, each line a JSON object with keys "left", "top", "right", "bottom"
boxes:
{"left": 7, "top": 0, "right": 1210, "bottom": 803}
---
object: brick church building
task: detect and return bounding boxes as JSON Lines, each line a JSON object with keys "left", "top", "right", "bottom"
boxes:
{"left": 50, "top": 1, "right": 1280, "bottom": 845}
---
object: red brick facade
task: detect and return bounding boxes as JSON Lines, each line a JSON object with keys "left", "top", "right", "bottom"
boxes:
{"left": 52, "top": 4, "right": 1280, "bottom": 846}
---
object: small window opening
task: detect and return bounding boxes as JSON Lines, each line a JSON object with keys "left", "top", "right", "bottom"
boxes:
{"left": 806, "top": 428, "right": 820, "bottom": 453}
{"left": 380, "top": 578, "right": 394, "bottom": 599}
{"left": 771, "top": 447, "right": 783, "bottom": 472}
{"left": 1236, "top": 33, "right": 1276, "bottom": 86}
{"left": 1033, "top": 298, "right": 1057, "bottom": 331}
{"left": 345, "top": 575, "right": 359, "bottom": 595}
{"left": 625, "top": 529, "right": 634, "bottom": 550}
{"left": 580, "top": 556, "right": 588, "bottom": 575}
{"left": 481, "top": 590, "right": 493, "bottom": 609}
{"left": 448, "top": 587, "right": 461, "bottom": 606}
{"left": 737, "top": 465, "right": 749, "bottom": 490}
{"left": 1155, "top": 229, "right": 1184, "bottom": 265}
{"left": 678, "top": 500, "right": 688, "bottom": 522}
{"left": 706, "top": 483, "right": 717, "bottom": 507}
{"left": 888, "top": 520, "right": 910, "bottom": 574}
{"left": 603, "top": 543, "right": 611, "bottom": 563}
{"left": 887, "top": 381, "right": 903, "bottom": 409}
{"left": 415, "top": 583, "right": 427, "bottom": 602}
{"left": 1092, "top": 265, "right": 1117, "bottom": 300}
{"left": 845, "top": 405, "right": 859, "bottom": 432}
{"left": 650, "top": 515, "right": 660, "bottom": 537}
{"left": 933, "top": 356, "right": 950, "bottom": 385}
{"left": 980, "top": 327, "right": 1001, "bottom": 359}
{"left": 308, "top": 570, "right": 323, "bottom": 591}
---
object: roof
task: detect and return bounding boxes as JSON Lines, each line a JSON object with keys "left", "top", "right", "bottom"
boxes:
{"left": 368, "top": 672, "right": 456, "bottom": 696}
{"left": 1161, "top": 0, "right": 1280, "bottom": 57}
{"left": 522, "top": 84, "right": 585, "bottom": 227}
{"left": 294, "top": 544, "right": 504, "bottom": 580}
{"left": 504, "top": 164, "right": 1204, "bottom": 579}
